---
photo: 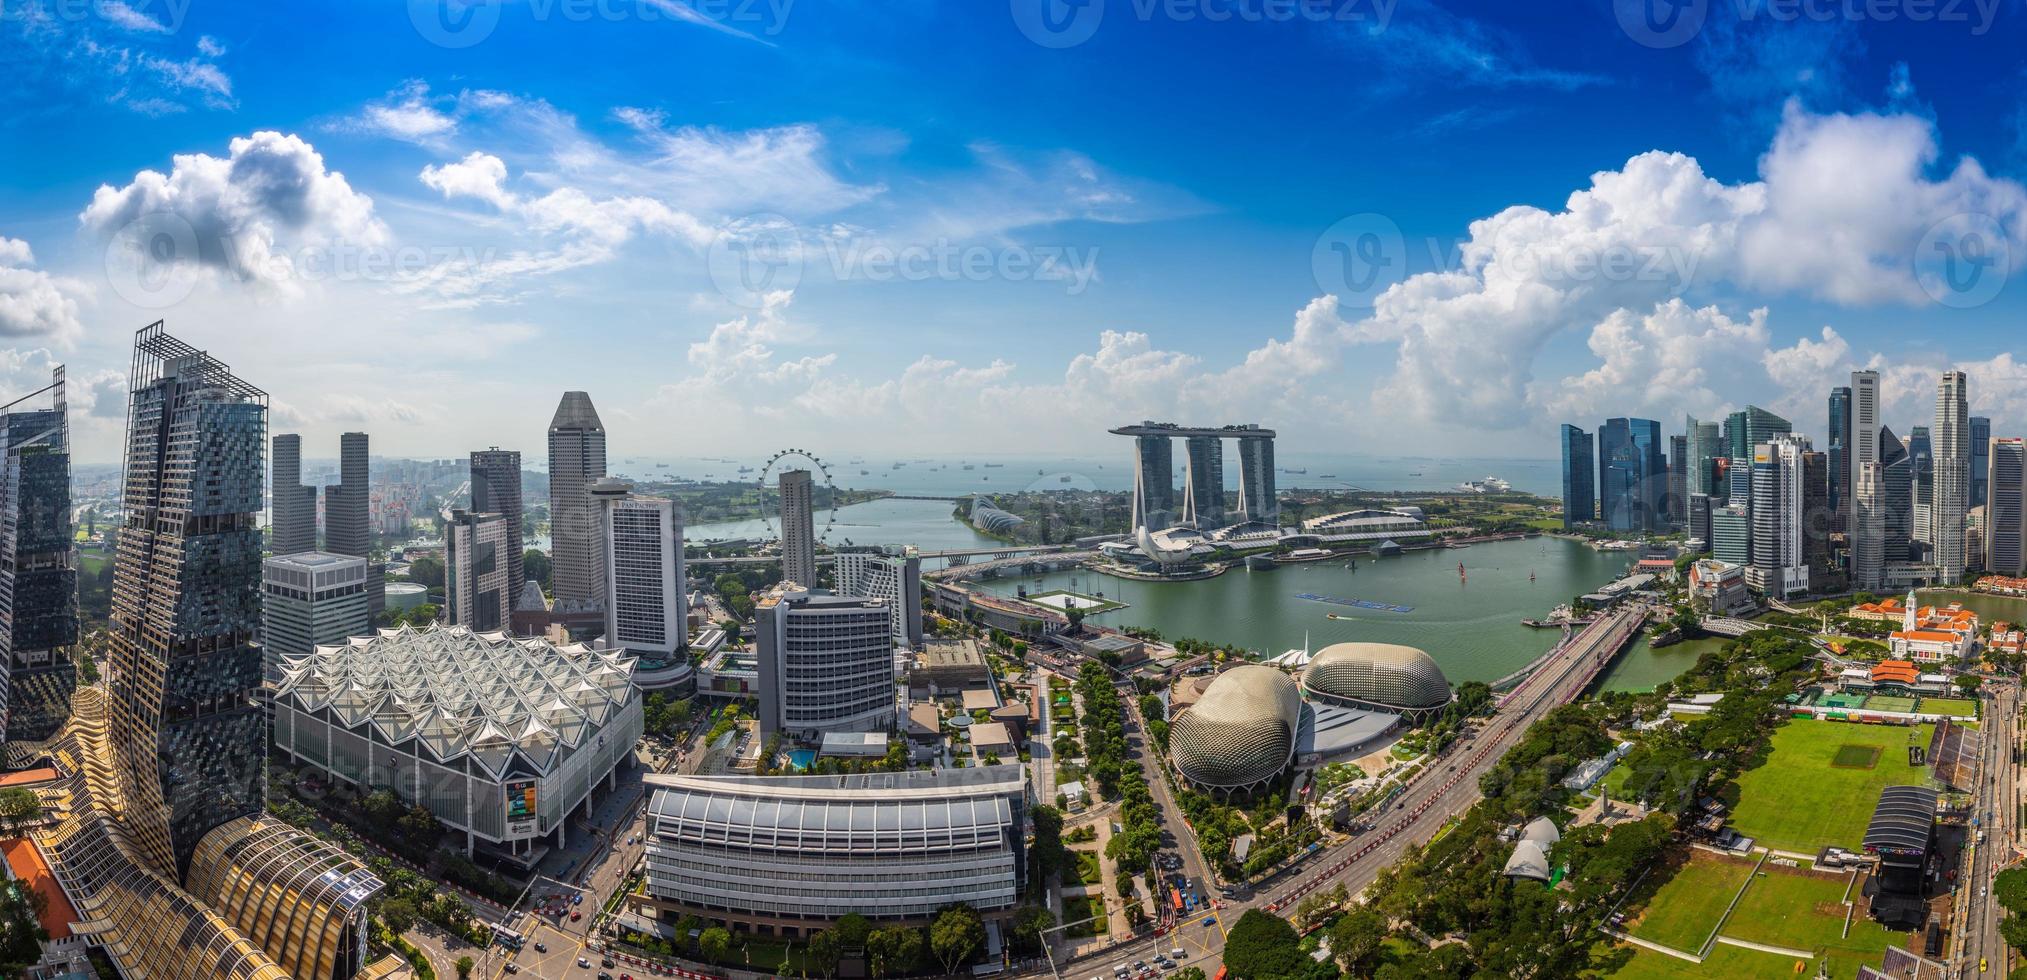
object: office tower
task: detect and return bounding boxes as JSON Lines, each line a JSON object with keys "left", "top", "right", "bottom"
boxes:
{"left": 835, "top": 548, "right": 924, "bottom": 650}
{"left": 1933, "top": 371, "right": 1972, "bottom": 581}
{"left": 446, "top": 509, "right": 511, "bottom": 631}
{"left": 1972, "top": 417, "right": 1993, "bottom": 509}
{"left": 1827, "top": 387, "right": 1851, "bottom": 529}
{"left": 1850, "top": 370, "right": 1882, "bottom": 573}
{"left": 1689, "top": 493, "right": 1713, "bottom": 552}
{"left": 1878, "top": 427, "right": 1913, "bottom": 563}
{"left": 1726, "top": 406, "right": 1791, "bottom": 465}
{"left": 1987, "top": 437, "right": 2026, "bottom": 577}
{"left": 1909, "top": 425, "right": 1934, "bottom": 553}
{"left": 323, "top": 431, "right": 370, "bottom": 557}
{"left": 470, "top": 448, "right": 525, "bottom": 603}
{"left": 1970, "top": 506, "right": 1988, "bottom": 573}
{"left": 1235, "top": 427, "right": 1277, "bottom": 525}
{"left": 548, "top": 391, "right": 608, "bottom": 604}
{"left": 1668, "top": 434, "right": 1688, "bottom": 523}
{"left": 260, "top": 552, "right": 369, "bottom": 679}
{"left": 1598, "top": 418, "right": 1665, "bottom": 533}
{"left": 1182, "top": 434, "right": 1227, "bottom": 529}
{"left": 1711, "top": 504, "right": 1752, "bottom": 566}
{"left": 593, "top": 478, "right": 688, "bottom": 661}
{"left": 1747, "top": 438, "right": 1815, "bottom": 596}
{"left": 1130, "top": 430, "right": 1176, "bottom": 530}
{"left": 778, "top": 468, "right": 817, "bottom": 588}
{"left": 1801, "top": 448, "right": 1832, "bottom": 573}
{"left": 0, "top": 369, "right": 77, "bottom": 743}
{"left": 1559, "top": 424, "right": 1594, "bottom": 528}
{"left": 1852, "top": 462, "right": 1887, "bottom": 590}
{"left": 1686, "top": 416, "right": 1723, "bottom": 499}
{"left": 107, "top": 326, "right": 271, "bottom": 876}
{"left": 754, "top": 584, "right": 895, "bottom": 738}
{"left": 269, "top": 433, "right": 316, "bottom": 556}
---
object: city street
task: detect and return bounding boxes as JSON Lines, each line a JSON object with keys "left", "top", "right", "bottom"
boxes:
{"left": 1958, "top": 678, "right": 2021, "bottom": 977}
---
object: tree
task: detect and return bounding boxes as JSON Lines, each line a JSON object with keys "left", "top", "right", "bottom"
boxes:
{"left": 1009, "top": 905, "right": 1055, "bottom": 956}
{"left": 522, "top": 548, "right": 552, "bottom": 591}
{"left": 807, "top": 929, "right": 843, "bottom": 978}
{"left": 407, "top": 555, "right": 445, "bottom": 590}
{"left": 719, "top": 617, "right": 744, "bottom": 646}
{"left": 378, "top": 896, "right": 420, "bottom": 936}
{"left": 0, "top": 788, "right": 41, "bottom": 831}
{"left": 1329, "top": 907, "right": 1387, "bottom": 977}
{"left": 1220, "top": 910, "right": 1307, "bottom": 980}
{"left": 699, "top": 926, "right": 733, "bottom": 963}
{"left": 930, "top": 903, "right": 986, "bottom": 975}
{"left": 835, "top": 911, "right": 874, "bottom": 949}
{"left": 1957, "top": 674, "right": 1984, "bottom": 694}
{"left": 456, "top": 956, "right": 475, "bottom": 979}
{"left": 867, "top": 926, "right": 924, "bottom": 978}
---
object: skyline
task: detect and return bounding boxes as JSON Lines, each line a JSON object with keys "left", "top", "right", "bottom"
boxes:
{"left": 7, "top": 4, "right": 2027, "bottom": 466}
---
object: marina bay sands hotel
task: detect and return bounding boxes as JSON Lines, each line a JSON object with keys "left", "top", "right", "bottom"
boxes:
{"left": 1109, "top": 422, "right": 1278, "bottom": 531}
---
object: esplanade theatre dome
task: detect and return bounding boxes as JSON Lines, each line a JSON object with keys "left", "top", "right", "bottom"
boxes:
{"left": 1169, "top": 665, "right": 1302, "bottom": 794}
{"left": 1300, "top": 642, "right": 1452, "bottom": 718}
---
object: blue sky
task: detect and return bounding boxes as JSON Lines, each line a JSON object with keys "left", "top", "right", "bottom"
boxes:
{"left": 3, "top": 0, "right": 2026, "bottom": 464}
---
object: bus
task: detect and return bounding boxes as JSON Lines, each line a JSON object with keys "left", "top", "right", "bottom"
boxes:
{"left": 1214, "top": 966, "right": 1227, "bottom": 980}
{"left": 1170, "top": 887, "right": 1184, "bottom": 914}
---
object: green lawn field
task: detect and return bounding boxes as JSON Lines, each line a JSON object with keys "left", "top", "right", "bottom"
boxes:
{"left": 1604, "top": 943, "right": 1814, "bottom": 980}
{"left": 1727, "top": 719, "right": 1934, "bottom": 853}
{"left": 1920, "top": 697, "right": 1978, "bottom": 718}
{"left": 1716, "top": 866, "right": 1908, "bottom": 976}
{"left": 1863, "top": 695, "right": 1916, "bottom": 713}
{"left": 1621, "top": 852, "right": 1758, "bottom": 953}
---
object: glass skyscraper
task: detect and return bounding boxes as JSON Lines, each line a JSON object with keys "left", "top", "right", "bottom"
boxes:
{"left": 1598, "top": 417, "right": 1665, "bottom": 533}
{"left": 1827, "top": 386, "right": 1850, "bottom": 526}
{"left": 1559, "top": 424, "right": 1594, "bottom": 528}
{"left": 1972, "top": 416, "right": 1992, "bottom": 510}
{"left": 0, "top": 369, "right": 77, "bottom": 743}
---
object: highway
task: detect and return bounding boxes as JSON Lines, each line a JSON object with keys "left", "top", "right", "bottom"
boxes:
{"left": 1959, "top": 678, "right": 2020, "bottom": 978}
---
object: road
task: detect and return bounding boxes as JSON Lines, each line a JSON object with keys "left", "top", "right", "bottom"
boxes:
{"left": 1959, "top": 678, "right": 2020, "bottom": 978}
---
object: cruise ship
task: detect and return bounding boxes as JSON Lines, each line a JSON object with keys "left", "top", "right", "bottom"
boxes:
{"left": 1459, "top": 476, "right": 1513, "bottom": 493}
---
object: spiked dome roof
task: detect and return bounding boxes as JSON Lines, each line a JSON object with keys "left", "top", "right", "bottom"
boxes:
{"left": 273, "top": 623, "right": 638, "bottom": 779}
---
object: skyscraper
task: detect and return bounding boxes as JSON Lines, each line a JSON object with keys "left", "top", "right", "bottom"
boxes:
{"left": 1850, "top": 370, "right": 1882, "bottom": 576}
{"left": 1598, "top": 418, "right": 1665, "bottom": 533}
{"left": 1827, "top": 386, "right": 1850, "bottom": 529}
{"left": 1987, "top": 437, "right": 2026, "bottom": 577}
{"left": 1688, "top": 493, "right": 1713, "bottom": 552}
{"left": 1686, "top": 416, "right": 1723, "bottom": 499}
{"left": 1972, "top": 416, "right": 1992, "bottom": 509}
{"left": 1934, "top": 370, "right": 1971, "bottom": 581}
{"left": 260, "top": 552, "right": 369, "bottom": 677}
{"left": 1235, "top": 427, "right": 1277, "bottom": 525}
{"left": 1668, "top": 434, "right": 1688, "bottom": 524}
{"left": 1182, "top": 434, "right": 1227, "bottom": 529}
{"left": 1879, "top": 426, "right": 1913, "bottom": 563}
{"left": 470, "top": 448, "right": 525, "bottom": 604}
{"left": 778, "top": 468, "right": 817, "bottom": 588}
{"left": 754, "top": 584, "right": 895, "bottom": 738}
{"left": 1130, "top": 430, "right": 1176, "bottom": 530}
{"left": 1559, "top": 424, "right": 1594, "bottom": 529}
{"left": 107, "top": 325, "right": 273, "bottom": 878}
{"left": 323, "top": 431, "right": 370, "bottom": 557}
{"left": 1852, "top": 461, "right": 1886, "bottom": 590}
{"left": 836, "top": 548, "right": 924, "bottom": 650}
{"left": 1909, "top": 425, "right": 1933, "bottom": 554}
{"left": 269, "top": 433, "right": 317, "bottom": 556}
{"left": 1747, "top": 435, "right": 1826, "bottom": 596}
{"left": 548, "top": 391, "right": 608, "bottom": 604}
{"left": 593, "top": 478, "right": 688, "bottom": 664}
{"left": 446, "top": 509, "right": 511, "bottom": 631}
{"left": 1711, "top": 504, "right": 1752, "bottom": 566}
{"left": 0, "top": 368, "right": 77, "bottom": 743}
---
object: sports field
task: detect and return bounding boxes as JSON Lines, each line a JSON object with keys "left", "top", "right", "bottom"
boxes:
{"left": 1605, "top": 943, "right": 1813, "bottom": 980}
{"left": 1864, "top": 695, "right": 1917, "bottom": 713}
{"left": 1719, "top": 865, "right": 1908, "bottom": 977}
{"left": 1921, "top": 697, "right": 1978, "bottom": 718}
{"left": 1621, "top": 851, "right": 1756, "bottom": 953}
{"left": 1727, "top": 719, "right": 1934, "bottom": 852}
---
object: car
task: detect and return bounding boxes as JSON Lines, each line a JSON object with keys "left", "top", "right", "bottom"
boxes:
{"left": 602, "top": 958, "right": 615, "bottom": 968}
{"left": 575, "top": 894, "right": 585, "bottom": 905}
{"left": 1171, "top": 949, "right": 1185, "bottom": 959}
{"left": 578, "top": 957, "right": 591, "bottom": 968}
{"left": 572, "top": 910, "right": 584, "bottom": 921}
{"left": 535, "top": 942, "right": 548, "bottom": 953}
{"left": 504, "top": 967, "right": 519, "bottom": 975}
{"left": 598, "top": 974, "right": 613, "bottom": 980}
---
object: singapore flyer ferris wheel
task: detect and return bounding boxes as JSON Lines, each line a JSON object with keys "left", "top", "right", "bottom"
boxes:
{"left": 756, "top": 448, "right": 840, "bottom": 546}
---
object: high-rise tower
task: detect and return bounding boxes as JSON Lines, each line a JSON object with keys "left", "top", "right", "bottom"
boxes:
{"left": 548, "top": 392, "right": 607, "bottom": 604}
{"left": 107, "top": 325, "right": 271, "bottom": 879}
{"left": 269, "top": 433, "right": 317, "bottom": 556}
{"left": 1987, "top": 437, "right": 2026, "bottom": 577}
{"left": 1827, "top": 386, "right": 1851, "bottom": 530}
{"left": 1849, "top": 370, "right": 1882, "bottom": 576}
{"left": 1933, "top": 370, "right": 1971, "bottom": 581}
{"left": 1559, "top": 424, "right": 1594, "bottom": 528}
{"left": 778, "top": 468, "right": 817, "bottom": 588}
{"left": 1235, "top": 428, "right": 1278, "bottom": 526}
{"left": 323, "top": 431, "right": 370, "bottom": 557}
{"left": 0, "top": 368, "right": 77, "bottom": 743}
{"left": 470, "top": 448, "right": 525, "bottom": 604}
{"left": 1182, "top": 435, "right": 1227, "bottom": 529}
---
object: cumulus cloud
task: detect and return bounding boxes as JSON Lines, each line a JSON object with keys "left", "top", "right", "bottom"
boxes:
{"left": 0, "top": 237, "right": 83, "bottom": 341}
{"left": 1340, "top": 103, "right": 2027, "bottom": 434}
{"left": 342, "top": 81, "right": 459, "bottom": 144}
{"left": 78, "top": 131, "right": 385, "bottom": 290}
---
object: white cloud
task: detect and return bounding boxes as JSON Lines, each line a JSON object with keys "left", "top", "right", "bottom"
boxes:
{"left": 345, "top": 81, "right": 459, "bottom": 144}
{"left": 0, "top": 236, "right": 83, "bottom": 341}
{"left": 78, "top": 131, "right": 385, "bottom": 290}
{"left": 1528, "top": 300, "right": 1771, "bottom": 423}
{"left": 6, "top": 3, "right": 233, "bottom": 114}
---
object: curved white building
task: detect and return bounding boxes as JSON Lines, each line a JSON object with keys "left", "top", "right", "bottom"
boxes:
{"left": 629, "top": 766, "right": 1027, "bottom": 938}
{"left": 1169, "top": 665, "right": 1302, "bottom": 795}
{"left": 1300, "top": 642, "right": 1452, "bottom": 720}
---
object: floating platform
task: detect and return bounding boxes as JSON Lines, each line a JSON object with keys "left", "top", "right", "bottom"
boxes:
{"left": 1295, "top": 592, "right": 1414, "bottom": 614}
